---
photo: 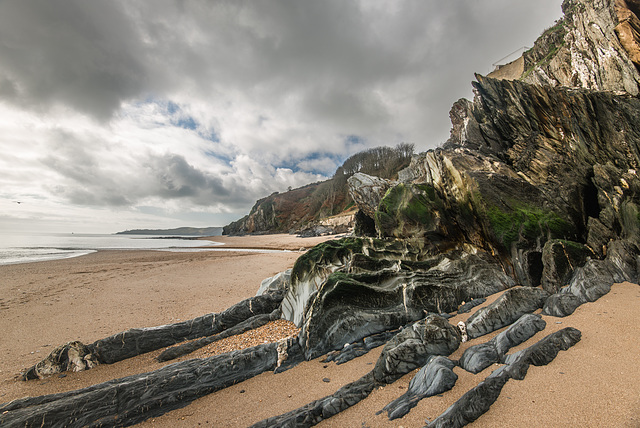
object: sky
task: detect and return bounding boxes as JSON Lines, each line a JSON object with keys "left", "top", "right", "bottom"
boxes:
{"left": 0, "top": 0, "right": 563, "bottom": 234}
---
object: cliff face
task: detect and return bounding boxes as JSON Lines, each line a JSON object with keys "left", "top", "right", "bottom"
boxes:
{"left": 223, "top": 183, "right": 324, "bottom": 235}
{"left": 223, "top": 144, "right": 413, "bottom": 235}
{"left": 521, "top": 0, "right": 640, "bottom": 93}
{"left": 282, "top": 0, "right": 640, "bottom": 361}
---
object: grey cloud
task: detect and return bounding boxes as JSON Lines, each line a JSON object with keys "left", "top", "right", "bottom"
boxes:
{"left": 0, "top": 0, "right": 148, "bottom": 120}
{"left": 2, "top": 0, "right": 565, "bottom": 228}
{"left": 145, "top": 153, "right": 233, "bottom": 203}
{"left": 38, "top": 128, "right": 262, "bottom": 209}
{"left": 0, "top": 1, "right": 563, "bottom": 138}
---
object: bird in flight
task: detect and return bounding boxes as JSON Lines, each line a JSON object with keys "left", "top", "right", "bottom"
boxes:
{"left": 13, "top": 201, "right": 22, "bottom": 204}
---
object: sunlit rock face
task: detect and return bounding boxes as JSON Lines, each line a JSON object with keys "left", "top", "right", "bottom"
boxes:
{"left": 521, "top": 0, "right": 640, "bottom": 94}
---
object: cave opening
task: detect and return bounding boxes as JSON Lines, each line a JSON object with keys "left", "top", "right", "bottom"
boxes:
{"left": 583, "top": 177, "right": 601, "bottom": 220}
{"left": 527, "top": 251, "right": 544, "bottom": 287}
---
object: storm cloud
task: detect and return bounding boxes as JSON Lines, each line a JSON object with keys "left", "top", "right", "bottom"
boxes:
{"left": 0, "top": 0, "right": 563, "bottom": 232}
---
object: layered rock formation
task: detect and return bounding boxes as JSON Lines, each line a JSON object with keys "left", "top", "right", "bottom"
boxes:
{"left": 515, "top": 0, "right": 640, "bottom": 93}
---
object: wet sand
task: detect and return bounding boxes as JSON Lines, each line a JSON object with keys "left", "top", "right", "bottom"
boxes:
{"left": 0, "top": 234, "right": 638, "bottom": 427}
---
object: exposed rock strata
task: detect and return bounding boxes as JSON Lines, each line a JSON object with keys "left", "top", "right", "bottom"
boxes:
{"left": 380, "top": 356, "right": 458, "bottom": 420}
{"left": 291, "top": 240, "right": 513, "bottom": 359}
{"left": 23, "top": 291, "right": 285, "bottom": 379}
{"left": 459, "top": 314, "right": 547, "bottom": 374}
{"left": 427, "top": 328, "right": 582, "bottom": 428}
{"left": 372, "top": 314, "right": 461, "bottom": 384}
{"left": 522, "top": 0, "right": 640, "bottom": 93}
{"left": 6, "top": 1, "right": 640, "bottom": 426}
{"left": 3, "top": 339, "right": 302, "bottom": 428}
{"left": 250, "top": 372, "right": 377, "bottom": 428}
{"left": 463, "top": 287, "right": 549, "bottom": 339}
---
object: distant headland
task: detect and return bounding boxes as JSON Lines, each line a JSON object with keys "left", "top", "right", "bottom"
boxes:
{"left": 115, "top": 226, "right": 223, "bottom": 236}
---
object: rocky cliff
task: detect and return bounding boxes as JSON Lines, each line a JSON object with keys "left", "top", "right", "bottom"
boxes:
{"left": 500, "top": 0, "right": 640, "bottom": 93}
{"left": 223, "top": 144, "right": 413, "bottom": 235}
{"left": 279, "top": 0, "right": 640, "bottom": 409}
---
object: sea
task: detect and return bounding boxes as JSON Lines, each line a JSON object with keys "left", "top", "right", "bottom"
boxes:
{"left": 0, "top": 232, "right": 224, "bottom": 266}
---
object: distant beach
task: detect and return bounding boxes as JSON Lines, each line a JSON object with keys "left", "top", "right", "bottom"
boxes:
{"left": 0, "top": 234, "right": 638, "bottom": 427}
{"left": 0, "top": 231, "right": 319, "bottom": 266}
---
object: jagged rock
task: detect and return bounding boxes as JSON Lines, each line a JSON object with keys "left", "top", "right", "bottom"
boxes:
{"left": 323, "top": 329, "right": 399, "bottom": 365}
{"left": 521, "top": 0, "right": 640, "bottom": 94}
{"left": 427, "top": 328, "right": 581, "bottom": 428}
{"left": 347, "top": 173, "right": 394, "bottom": 219}
{"left": 250, "top": 372, "right": 377, "bottom": 428}
{"left": 541, "top": 240, "right": 597, "bottom": 293}
{"left": 500, "top": 327, "right": 582, "bottom": 379}
{"left": 426, "top": 368, "right": 509, "bottom": 428}
{"left": 457, "top": 298, "right": 486, "bottom": 314}
{"left": 22, "top": 341, "right": 98, "bottom": 380}
{"left": 3, "top": 339, "right": 301, "bottom": 427}
{"left": 256, "top": 269, "right": 291, "bottom": 296}
{"left": 459, "top": 314, "right": 547, "bottom": 374}
{"left": 543, "top": 239, "right": 639, "bottom": 316}
{"left": 380, "top": 356, "right": 458, "bottom": 420}
{"left": 23, "top": 291, "right": 285, "bottom": 379}
{"left": 372, "top": 314, "right": 461, "bottom": 384}
{"left": 464, "top": 287, "right": 549, "bottom": 339}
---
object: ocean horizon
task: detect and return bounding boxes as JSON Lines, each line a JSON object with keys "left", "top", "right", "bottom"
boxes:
{"left": 0, "top": 231, "right": 222, "bottom": 266}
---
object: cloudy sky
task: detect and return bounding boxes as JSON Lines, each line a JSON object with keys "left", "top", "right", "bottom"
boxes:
{"left": 0, "top": 0, "right": 562, "bottom": 234}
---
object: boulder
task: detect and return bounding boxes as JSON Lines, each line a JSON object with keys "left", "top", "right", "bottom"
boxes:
{"left": 347, "top": 173, "right": 394, "bottom": 219}
{"left": 459, "top": 313, "right": 547, "bottom": 374}
{"left": 372, "top": 314, "right": 461, "bottom": 384}
{"left": 256, "top": 269, "right": 291, "bottom": 296}
{"left": 380, "top": 356, "right": 458, "bottom": 420}
{"left": 22, "top": 341, "right": 98, "bottom": 380}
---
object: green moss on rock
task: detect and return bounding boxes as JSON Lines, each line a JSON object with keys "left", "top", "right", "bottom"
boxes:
{"left": 292, "top": 237, "right": 364, "bottom": 282}
{"left": 487, "top": 204, "right": 574, "bottom": 249}
{"left": 374, "top": 183, "right": 444, "bottom": 238}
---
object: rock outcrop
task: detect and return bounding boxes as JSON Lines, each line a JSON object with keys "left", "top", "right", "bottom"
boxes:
{"left": 427, "top": 328, "right": 582, "bottom": 428}
{"left": 521, "top": 0, "right": 640, "bottom": 93}
{"left": 380, "top": 356, "right": 458, "bottom": 420}
{"left": 372, "top": 314, "right": 461, "bottom": 384}
{"left": 459, "top": 313, "right": 547, "bottom": 374}
{"left": 22, "top": 291, "right": 285, "bottom": 379}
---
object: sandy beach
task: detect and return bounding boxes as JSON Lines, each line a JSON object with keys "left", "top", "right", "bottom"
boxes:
{"left": 1, "top": 234, "right": 638, "bottom": 427}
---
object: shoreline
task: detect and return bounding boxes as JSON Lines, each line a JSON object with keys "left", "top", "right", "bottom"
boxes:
{"left": 0, "top": 233, "right": 333, "bottom": 267}
{"left": 0, "top": 234, "right": 638, "bottom": 427}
